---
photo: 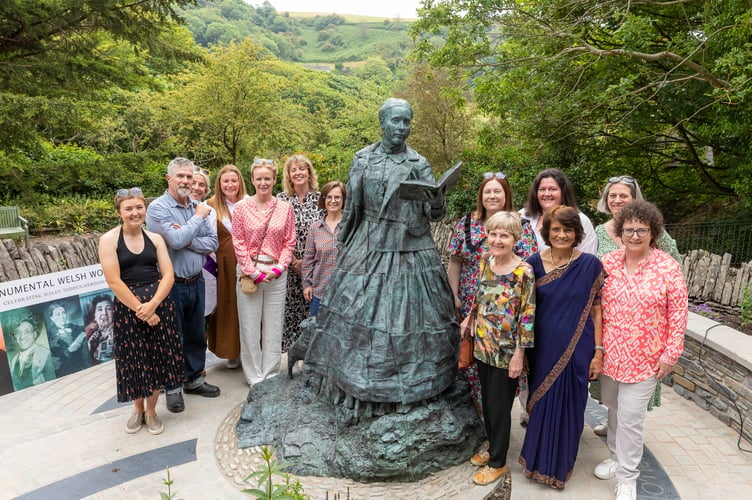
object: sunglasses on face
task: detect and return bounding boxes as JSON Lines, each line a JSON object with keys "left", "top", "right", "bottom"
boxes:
{"left": 483, "top": 172, "right": 507, "bottom": 180}
{"left": 609, "top": 175, "right": 636, "bottom": 185}
{"left": 116, "top": 187, "right": 143, "bottom": 197}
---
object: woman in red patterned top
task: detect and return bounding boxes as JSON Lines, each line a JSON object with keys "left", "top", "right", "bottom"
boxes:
{"left": 232, "top": 158, "right": 296, "bottom": 385}
{"left": 594, "top": 200, "right": 688, "bottom": 500}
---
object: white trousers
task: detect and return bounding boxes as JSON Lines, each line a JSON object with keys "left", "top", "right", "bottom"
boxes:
{"left": 601, "top": 374, "right": 658, "bottom": 484}
{"left": 236, "top": 264, "right": 286, "bottom": 385}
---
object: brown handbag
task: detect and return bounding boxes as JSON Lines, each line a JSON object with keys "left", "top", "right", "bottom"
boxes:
{"left": 458, "top": 303, "right": 477, "bottom": 369}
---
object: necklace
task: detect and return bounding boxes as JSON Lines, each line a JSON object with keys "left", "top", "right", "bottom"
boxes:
{"left": 549, "top": 248, "right": 574, "bottom": 270}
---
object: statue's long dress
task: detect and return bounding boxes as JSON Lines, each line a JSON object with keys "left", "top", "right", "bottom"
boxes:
{"left": 302, "top": 142, "right": 459, "bottom": 404}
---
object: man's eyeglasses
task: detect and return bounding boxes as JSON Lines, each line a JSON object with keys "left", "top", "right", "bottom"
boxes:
{"left": 483, "top": 172, "right": 507, "bottom": 180}
{"left": 609, "top": 175, "right": 636, "bottom": 185}
{"left": 116, "top": 187, "right": 143, "bottom": 197}
{"left": 622, "top": 228, "right": 650, "bottom": 237}
{"left": 193, "top": 166, "right": 210, "bottom": 176}
{"left": 253, "top": 157, "right": 275, "bottom": 166}
{"left": 325, "top": 195, "right": 342, "bottom": 202}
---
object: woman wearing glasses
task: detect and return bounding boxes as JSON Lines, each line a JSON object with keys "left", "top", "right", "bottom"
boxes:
{"left": 590, "top": 175, "right": 681, "bottom": 436}
{"left": 232, "top": 158, "right": 296, "bottom": 385}
{"left": 277, "top": 155, "right": 324, "bottom": 352}
{"left": 206, "top": 165, "right": 249, "bottom": 369}
{"left": 594, "top": 200, "right": 687, "bottom": 500}
{"left": 98, "top": 187, "right": 184, "bottom": 435}
{"left": 447, "top": 171, "right": 538, "bottom": 416}
{"left": 302, "top": 181, "right": 346, "bottom": 317}
{"left": 520, "top": 168, "right": 598, "bottom": 255}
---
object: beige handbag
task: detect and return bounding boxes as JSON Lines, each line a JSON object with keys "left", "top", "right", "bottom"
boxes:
{"left": 240, "top": 275, "right": 258, "bottom": 294}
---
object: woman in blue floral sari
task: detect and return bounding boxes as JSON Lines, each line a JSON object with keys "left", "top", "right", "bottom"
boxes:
{"left": 519, "top": 206, "right": 606, "bottom": 488}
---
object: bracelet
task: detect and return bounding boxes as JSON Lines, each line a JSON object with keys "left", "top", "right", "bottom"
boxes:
{"left": 271, "top": 267, "right": 281, "bottom": 277}
{"left": 254, "top": 272, "right": 266, "bottom": 284}
{"left": 594, "top": 345, "right": 605, "bottom": 352}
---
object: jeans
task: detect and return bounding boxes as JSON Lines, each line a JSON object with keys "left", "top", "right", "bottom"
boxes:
{"left": 309, "top": 295, "right": 321, "bottom": 316}
{"left": 169, "top": 277, "right": 207, "bottom": 388}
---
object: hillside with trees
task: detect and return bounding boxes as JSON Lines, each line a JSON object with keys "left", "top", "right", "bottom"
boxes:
{"left": 1, "top": 0, "right": 750, "bottom": 236}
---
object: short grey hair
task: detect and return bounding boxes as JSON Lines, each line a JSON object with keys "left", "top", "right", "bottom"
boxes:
{"left": 167, "top": 157, "right": 195, "bottom": 176}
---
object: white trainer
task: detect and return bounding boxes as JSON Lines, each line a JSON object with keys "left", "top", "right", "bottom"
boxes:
{"left": 593, "top": 422, "right": 608, "bottom": 436}
{"left": 615, "top": 482, "right": 636, "bottom": 500}
{"left": 594, "top": 457, "right": 618, "bottom": 480}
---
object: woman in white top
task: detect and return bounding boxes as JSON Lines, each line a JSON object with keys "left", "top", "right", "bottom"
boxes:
{"left": 519, "top": 168, "right": 597, "bottom": 255}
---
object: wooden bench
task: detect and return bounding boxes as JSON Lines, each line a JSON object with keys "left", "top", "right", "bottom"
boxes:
{"left": 0, "top": 206, "right": 30, "bottom": 246}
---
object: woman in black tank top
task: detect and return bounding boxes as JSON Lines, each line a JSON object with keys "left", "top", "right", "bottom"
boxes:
{"left": 98, "top": 188, "right": 184, "bottom": 436}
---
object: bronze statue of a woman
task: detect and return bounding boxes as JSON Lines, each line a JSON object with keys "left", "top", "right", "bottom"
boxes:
{"left": 300, "top": 98, "right": 459, "bottom": 404}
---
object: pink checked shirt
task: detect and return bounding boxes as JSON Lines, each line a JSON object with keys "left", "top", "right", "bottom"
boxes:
{"left": 600, "top": 248, "right": 688, "bottom": 383}
{"left": 232, "top": 197, "right": 296, "bottom": 278}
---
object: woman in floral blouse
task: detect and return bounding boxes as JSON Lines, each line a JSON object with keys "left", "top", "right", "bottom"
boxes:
{"left": 466, "top": 211, "right": 535, "bottom": 486}
{"left": 447, "top": 172, "right": 537, "bottom": 416}
{"left": 595, "top": 200, "right": 688, "bottom": 500}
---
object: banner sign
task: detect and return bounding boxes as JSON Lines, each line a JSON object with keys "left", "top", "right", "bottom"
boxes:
{"left": 0, "top": 265, "right": 114, "bottom": 395}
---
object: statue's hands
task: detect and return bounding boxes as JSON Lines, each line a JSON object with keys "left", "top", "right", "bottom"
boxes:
{"left": 428, "top": 185, "right": 447, "bottom": 209}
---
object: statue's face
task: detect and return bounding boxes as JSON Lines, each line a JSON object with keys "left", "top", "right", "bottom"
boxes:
{"left": 381, "top": 106, "right": 412, "bottom": 149}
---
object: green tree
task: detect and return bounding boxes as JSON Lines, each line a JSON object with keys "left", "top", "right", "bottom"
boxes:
{"left": 412, "top": 0, "right": 752, "bottom": 219}
{"left": 397, "top": 64, "right": 477, "bottom": 173}
{"left": 0, "top": 0, "right": 202, "bottom": 151}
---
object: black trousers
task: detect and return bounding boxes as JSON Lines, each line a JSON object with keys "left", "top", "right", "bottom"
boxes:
{"left": 476, "top": 359, "right": 519, "bottom": 468}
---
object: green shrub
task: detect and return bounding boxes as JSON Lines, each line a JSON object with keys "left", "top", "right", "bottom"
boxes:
{"left": 20, "top": 196, "right": 120, "bottom": 234}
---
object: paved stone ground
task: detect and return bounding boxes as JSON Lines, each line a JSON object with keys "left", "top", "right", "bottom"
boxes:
{"left": 1, "top": 353, "right": 751, "bottom": 499}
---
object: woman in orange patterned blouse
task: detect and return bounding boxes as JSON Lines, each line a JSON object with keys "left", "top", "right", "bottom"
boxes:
{"left": 594, "top": 200, "right": 688, "bottom": 500}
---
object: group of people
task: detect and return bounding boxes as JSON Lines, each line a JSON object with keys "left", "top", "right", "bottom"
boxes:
{"left": 97, "top": 153, "right": 347, "bottom": 435}
{"left": 453, "top": 169, "right": 688, "bottom": 500}
{"left": 93, "top": 96, "right": 688, "bottom": 500}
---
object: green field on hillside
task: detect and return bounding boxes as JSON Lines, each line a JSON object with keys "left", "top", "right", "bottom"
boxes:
{"left": 293, "top": 20, "right": 413, "bottom": 63}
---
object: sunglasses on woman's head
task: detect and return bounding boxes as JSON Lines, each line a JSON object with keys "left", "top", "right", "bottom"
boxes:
{"left": 483, "top": 172, "right": 507, "bottom": 180}
{"left": 253, "top": 157, "right": 275, "bottom": 166}
{"left": 609, "top": 175, "right": 636, "bottom": 185}
{"left": 193, "top": 166, "right": 210, "bottom": 176}
{"left": 116, "top": 187, "right": 143, "bottom": 197}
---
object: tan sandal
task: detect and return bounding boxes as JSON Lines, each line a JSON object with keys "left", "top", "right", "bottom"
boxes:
{"left": 470, "top": 450, "right": 490, "bottom": 466}
{"left": 473, "top": 465, "right": 508, "bottom": 486}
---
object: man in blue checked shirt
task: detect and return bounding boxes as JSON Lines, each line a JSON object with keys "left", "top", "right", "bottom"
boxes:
{"left": 147, "top": 157, "right": 220, "bottom": 413}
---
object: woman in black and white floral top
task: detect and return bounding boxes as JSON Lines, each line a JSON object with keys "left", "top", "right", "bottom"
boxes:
{"left": 277, "top": 154, "right": 324, "bottom": 352}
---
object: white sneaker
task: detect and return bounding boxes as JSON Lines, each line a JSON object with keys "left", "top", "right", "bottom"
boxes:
{"left": 594, "top": 457, "right": 618, "bottom": 480}
{"left": 226, "top": 358, "right": 241, "bottom": 369}
{"left": 593, "top": 422, "right": 608, "bottom": 436}
{"left": 615, "top": 482, "right": 636, "bottom": 500}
